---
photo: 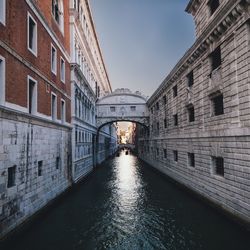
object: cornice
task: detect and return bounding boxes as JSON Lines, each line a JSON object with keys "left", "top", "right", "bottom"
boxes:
{"left": 85, "top": 0, "right": 112, "bottom": 93}
{"left": 186, "top": 0, "right": 203, "bottom": 14}
{"left": 148, "top": 0, "right": 248, "bottom": 106}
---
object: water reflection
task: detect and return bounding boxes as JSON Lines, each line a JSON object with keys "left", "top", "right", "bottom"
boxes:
{"left": 1, "top": 152, "right": 250, "bottom": 250}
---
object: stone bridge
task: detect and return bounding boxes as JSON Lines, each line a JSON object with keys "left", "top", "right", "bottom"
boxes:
{"left": 96, "top": 88, "right": 149, "bottom": 129}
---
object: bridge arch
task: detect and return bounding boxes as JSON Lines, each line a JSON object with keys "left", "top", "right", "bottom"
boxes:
{"left": 96, "top": 88, "right": 149, "bottom": 129}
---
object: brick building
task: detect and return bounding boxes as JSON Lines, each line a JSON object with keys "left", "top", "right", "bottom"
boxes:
{"left": 138, "top": 0, "right": 250, "bottom": 224}
{"left": 0, "top": 0, "right": 118, "bottom": 238}
{"left": 0, "top": 0, "right": 73, "bottom": 237}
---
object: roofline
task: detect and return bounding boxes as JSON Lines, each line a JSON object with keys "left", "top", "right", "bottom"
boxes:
{"left": 148, "top": 0, "right": 244, "bottom": 105}
{"left": 185, "top": 0, "right": 201, "bottom": 14}
{"left": 85, "top": 0, "right": 112, "bottom": 93}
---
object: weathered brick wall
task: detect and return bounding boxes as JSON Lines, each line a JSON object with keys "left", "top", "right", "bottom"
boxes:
{"left": 0, "top": 0, "right": 71, "bottom": 122}
{"left": 0, "top": 108, "right": 72, "bottom": 237}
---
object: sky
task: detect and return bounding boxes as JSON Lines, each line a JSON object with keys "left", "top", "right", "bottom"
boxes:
{"left": 90, "top": 0, "right": 195, "bottom": 97}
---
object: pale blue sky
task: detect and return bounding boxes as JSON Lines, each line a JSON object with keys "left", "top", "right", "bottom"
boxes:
{"left": 91, "top": 0, "right": 195, "bottom": 97}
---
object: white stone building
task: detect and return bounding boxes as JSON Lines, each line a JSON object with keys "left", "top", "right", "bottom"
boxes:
{"left": 69, "top": 0, "right": 117, "bottom": 182}
{"left": 138, "top": 0, "right": 250, "bottom": 225}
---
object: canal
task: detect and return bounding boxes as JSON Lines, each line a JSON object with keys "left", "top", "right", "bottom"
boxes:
{"left": 1, "top": 151, "right": 250, "bottom": 250}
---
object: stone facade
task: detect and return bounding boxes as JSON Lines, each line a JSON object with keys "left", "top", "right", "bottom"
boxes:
{"left": 138, "top": 0, "right": 250, "bottom": 224}
{"left": 69, "top": 0, "right": 117, "bottom": 182}
{"left": 96, "top": 88, "right": 149, "bottom": 129}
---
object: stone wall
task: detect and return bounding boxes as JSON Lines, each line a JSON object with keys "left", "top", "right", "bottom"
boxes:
{"left": 0, "top": 107, "right": 72, "bottom": 238}
{"left": 138, "top": 1, "right": 250, "bottom": 225}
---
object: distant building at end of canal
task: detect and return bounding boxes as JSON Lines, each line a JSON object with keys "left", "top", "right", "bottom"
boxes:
{"left": 0, "top": 0, "right": 117, "bottom": 238}
{"left": 137, "top": 0, "right": 250, "bottom": 225}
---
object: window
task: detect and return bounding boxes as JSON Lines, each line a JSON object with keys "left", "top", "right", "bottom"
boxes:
{"left": 164, "top": 118, "right": 167, "bottom": 128}
{"left": 110, "top": 106, "right": 115, "bottom": 112}
{"left": 156, "top": 148, "right": 159, "bottom": 156}
{"left": 130, "top": 106, "right": 136, "bottom": 111}
{"left": 38, "top": 161, "right": 43, "bottom": 176}
{"left": 151, "top": 108, "right": 153, "bottom": 114}
{"left": 173, "top": 114, "right": 178, "bottom": 126}
{"left": 60, "top": 57, "right": 65, "bottom": 83}
{"left": 173, "top": 150, "right": 178, "bottom": 162}
{"left": 7, "top": 165, "right": 16, "bottom": 188}
{"left": 51, "top": 44, "right": 57, "bottom": 74}
{"left": 208, "top": 0, "right": 220, "bottom": 15}
{"left": 61, "top": 99, "right": 65, "bottom": 123}
{"left": 0, "top": 56, "right": 5, "bottom": 105}
{"left": 187, "top": 71, "right": 194, "bottom": 87}
{"left": 28, "top": 76, "right": 37, "bottom": 114}
{"left": 51, "top": 93, "right": 57, "bottom": 121}
{"left": 211, "top": 94, "right": 224, "bottom": 116}
{"left": 52, "top": 0, "right": 64, "bottom": 32}
{"left": 173, "top": 85, "right": 177, "bottom": 97}
{"left": 56, "top": 157, "right": 60, "bottom": 169}
{"left": 164, "top": 149, "right": 167, "bottom": 159}
{"left": 27, "top": 13, "right": 37, "bottom": 56}
{"left": 52, "top": 0, "right": 60, "bottom": 23}
{"left": 163, "top": 95, "right": 167, "bottom": 105}
{"left": 187, "top": 105, "right": 195, "bottom": 122}
{"left": 157, "top": 122, "right": 159, "bottom": 130}
{"left": 212, "top": 156, "right": 224, "bottom": 176}
{"left": 210, "top": 46, "right": 221, "bottom": 71}
{"left": 188, "top": 153, "right": 195, "bottom": 167}
{"left": 156, "top": 102, "right": 159, "bottom": 110}
{"left": 0, "top": 0, "right": 6, "bottom": 25}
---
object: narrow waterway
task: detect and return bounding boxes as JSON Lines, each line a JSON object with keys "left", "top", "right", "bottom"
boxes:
{"left": 1, "top": 151, "right": 250, "bottom": 250}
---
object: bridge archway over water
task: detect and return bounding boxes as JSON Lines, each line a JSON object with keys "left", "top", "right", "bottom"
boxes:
{"left": 96, "top": 88, "right": 149, "bottom": 129}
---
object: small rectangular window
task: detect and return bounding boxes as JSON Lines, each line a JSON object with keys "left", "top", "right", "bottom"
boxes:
{"left": 27, "top": 13, "right": 37, "bottom": 56}
{"left": 164, "top": 118, "right": 167, "bottom": 128}
{"left": 51, "top": 44, "right": 57, "bottom": 74}
{"left": 38, "top": 161, "right": 43, "bottom": 176}
{"left": 210, "top": 46, "right": 221, "bottom": 71}
{"left": 61, "top": 99, "right": 65, "bottom": 123}
{"left": 187, "top": 71, "right": 194, "bottom": 87}
{"left": 212, "top": 156, "right": 224, "bottom": 176}
{"left": 130, "top": 106, "right": 136, "bottom": 111}
{"left": 212, "top": 94, "right": 224, "bottom": 116}
{"left": 188, "top": 105, "right": 195, "bottom": 122}
{"left": 173, "top": 85, "right": 177, "bottom": 97}
{"left": 51, "top": 93, "right": 57, "bottom": 121}
{"left": 156, "top": 148, "right": 159, "bottom": 156}
{"left": 208, "top": 0, "right": 220, "bottom": 15}
{"left": 110, "top": 106, "right": 115, "bottom": 112}
{"left": 7, "top": 165, "right": 16, "bottom": 188}
{"left": 173, "top": 150, "right": 178, "bottom": 162}
{"left": 56, "top": 157, "right": 60, "bottom": 169}
{"left": 173, "top": 114, "right": 178, "bottom": 126}
{"left": 163, "top": 96, "right": 167, "bottom": 104}
{"left": 60, "top": 57, "right": 65, "bottom": 83}
{"left": 188, "top": 153, "right": 195, "bottom": 167}
{"left": 156, "top": 102, "right": 159, "bottom": 110}
{"left": 164, "top": 149, "right": 167, "bottom": 159}
{"left": 151, "top": 108, "right": 153, "bottom": 114}
{"left": 28, "top": 76, "right": 37, "bottom": 114}
{"left": 0, "top": 0, "right": 6, "bottom": 25}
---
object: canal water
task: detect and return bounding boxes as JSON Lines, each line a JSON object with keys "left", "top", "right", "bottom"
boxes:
{"left": 1, "top": 151, "right": 250, "bottom": 250}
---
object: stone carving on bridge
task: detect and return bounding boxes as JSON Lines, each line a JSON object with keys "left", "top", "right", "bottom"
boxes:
{"left": 96, "top": 89, "right": 149, "bottom": 129}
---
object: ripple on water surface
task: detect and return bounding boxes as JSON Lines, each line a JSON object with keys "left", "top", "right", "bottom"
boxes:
{"left": 1, "top": 151, "right": 250, "bottom": 250}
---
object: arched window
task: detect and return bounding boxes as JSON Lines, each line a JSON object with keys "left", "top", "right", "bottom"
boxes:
{"left": 52, "top": 0, "right": 64, "bottom": 32}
